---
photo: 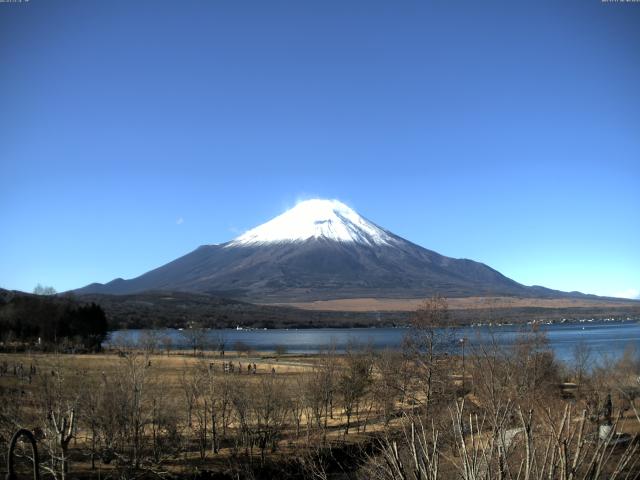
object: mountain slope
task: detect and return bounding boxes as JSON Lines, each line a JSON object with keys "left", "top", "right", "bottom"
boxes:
{"left": 75, "top": 199, "right": 580, "bottom": 301}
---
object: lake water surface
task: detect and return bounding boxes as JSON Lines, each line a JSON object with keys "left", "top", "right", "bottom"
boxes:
{"left": 108, "top": 320, "right": 640, "bottom": 365}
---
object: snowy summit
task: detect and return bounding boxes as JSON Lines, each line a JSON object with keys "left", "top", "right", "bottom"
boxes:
{"left": 228, "top": 199, "right": 395, "bottom": 247}
{"left": 76, "top": 198, "right": 568, "bottom": 301}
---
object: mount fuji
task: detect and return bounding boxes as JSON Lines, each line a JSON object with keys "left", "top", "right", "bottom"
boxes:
{"left": 76, "top": 199, "right": 572, "bottom": 302}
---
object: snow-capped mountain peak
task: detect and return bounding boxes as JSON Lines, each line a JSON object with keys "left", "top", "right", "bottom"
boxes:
{"left": 228, "top": 199, "right": 395, "bottom": 247}
{"left": 76, "top": 198, "right": 552, "bottom": 302}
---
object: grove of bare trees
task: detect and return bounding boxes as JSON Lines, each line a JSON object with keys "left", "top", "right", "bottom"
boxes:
{"left": 1, "top": 297, "right": 639, "bottom": 479}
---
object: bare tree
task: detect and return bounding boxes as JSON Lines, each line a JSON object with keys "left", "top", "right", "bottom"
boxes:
{"left": 212, "top": 332, "right": 226, "bottom": 357}
{"left": 290, "top": 373, "right": 308, "bottom": 439}
{"left": 306, "top": 347, "right": 338, "bottom": 444}
{"left": 509, "top": 326, "right": 560, "bottom": 406}
{"left": 572, "top": 339, "right": 593, "bottom": 392}
{"left": 274, "top": 344, "right": 287, "bottom": 358}
{"left": 36, "top": 356, "right": 79, "bottom": 480}
{"left": 117, "top": 351, "right": 152, "bottom": 469}
{"left": 406, "top": 294, "right": 453, "bottom": 411}
{"left": 161, "top": 333, "right": 173, "bottom": 356}
{"left": 189, "top": 368, "right": 210, "bottom": 460}
{"left": 337, "top": 344, "right": 374, "bottom": 435}
{"left": 229, "top": 378, "right": 253, "bottom": 458}
{"left": 251, "top": 375, "right": 289, "bottom": 463}
{"left": 33, "top": 284, "right": 57, "bottom": 296}
{"left": 148, "top": 384, "right": 181, "bottom": 465}
{"left": 137, "top": 330, "right": 161, "bottom": 354}
{"left": 373, "top": 350, "right": 406, "bottom": 427}
{"left": 181, "top": 327, "right": 208, "bottom": 356}
{"left": 78, "top": 376, "right": 101, "bottom": 470}
{"left": 367, "top": 399, "right": 640, "bottom": 480}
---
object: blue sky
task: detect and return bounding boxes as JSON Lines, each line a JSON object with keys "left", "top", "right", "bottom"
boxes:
{"left": 1, "top": 0, "right": 639, "bottom": 298}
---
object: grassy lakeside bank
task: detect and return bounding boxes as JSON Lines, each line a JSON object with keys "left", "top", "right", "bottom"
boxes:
{"left": 2, "top": 334, "right": 640, "bottom": 479}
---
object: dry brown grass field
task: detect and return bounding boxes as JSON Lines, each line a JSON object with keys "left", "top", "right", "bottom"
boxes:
{"left": 2, "top": 335, "right": 640, "bottom": 480}
{"left": 0, "top": 349, "right": 419, "bottom": 479}
{"left": 274, "top": 296, "right": 640, "bottom": 312}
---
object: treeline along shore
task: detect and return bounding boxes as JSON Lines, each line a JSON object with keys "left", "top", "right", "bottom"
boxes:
{"left": 0, "top": 289, "right": 108, "bottom": 352}
{"left": 1, "top": 288, "right": 639, "bottom": 354}
{"left": 3, "top": 288, "right": 638, "bottom": 338}
{"left": 67, "top": 291, "right": 640, "bottom": 330}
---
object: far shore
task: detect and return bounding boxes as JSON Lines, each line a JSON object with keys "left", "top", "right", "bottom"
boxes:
{"left": 268, "top": 295, "right": 640, "bottom": 312}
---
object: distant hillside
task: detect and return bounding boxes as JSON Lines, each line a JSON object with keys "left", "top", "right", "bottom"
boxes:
{"left": 4, "top": 288, "right": 637, "bottom": 332}
{"left": 75, "top": 290, "right": 640, "bottom": 330}
{"left": 74, "top": 291, "right": 402, "bottom": 329}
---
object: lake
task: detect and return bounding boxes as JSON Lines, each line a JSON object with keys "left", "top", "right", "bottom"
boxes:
{"left": 108, "top": 319, "right": 640, "bottom": 365}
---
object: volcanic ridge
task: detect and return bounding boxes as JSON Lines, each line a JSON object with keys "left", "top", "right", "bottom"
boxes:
{"left": 76, "top": 199, "right": 598, "bottom": 302}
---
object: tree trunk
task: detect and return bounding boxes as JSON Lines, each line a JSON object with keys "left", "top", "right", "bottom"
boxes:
{"left": 211, "top": 412, "right": 218, "bottom": 454}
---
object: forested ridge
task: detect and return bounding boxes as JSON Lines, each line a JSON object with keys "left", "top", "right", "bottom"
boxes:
{"left": 0, "top": 289, "right": 107, "bottom": 351}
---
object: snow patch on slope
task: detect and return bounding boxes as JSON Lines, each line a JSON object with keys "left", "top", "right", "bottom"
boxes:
{"left": 227, "top": 199, "right": 395, "bottom": 247}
